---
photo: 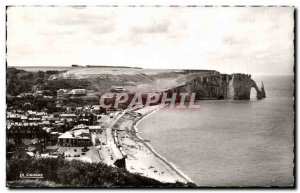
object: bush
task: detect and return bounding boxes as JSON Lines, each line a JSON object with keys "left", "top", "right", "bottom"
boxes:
{"left": 6, "top": 157, "right": 193, "bottom": 187}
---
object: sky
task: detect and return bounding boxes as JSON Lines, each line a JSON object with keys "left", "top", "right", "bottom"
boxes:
{"left": 7, "top": 6, "right": 294, "bottom": 75}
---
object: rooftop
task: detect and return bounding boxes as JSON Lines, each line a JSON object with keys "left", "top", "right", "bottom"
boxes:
{"left": 58, "top": 129, "right": 90, "bottom": 140}
{"left": 88, "top": 125, "right": 102, "bottom": 130}
{"left": 60, "top": 114, "right": 77, "bottom": 118}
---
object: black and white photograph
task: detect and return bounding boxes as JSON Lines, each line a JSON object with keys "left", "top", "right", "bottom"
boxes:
{"left": 5, "top": 5, "right": 294, "bottom": 188}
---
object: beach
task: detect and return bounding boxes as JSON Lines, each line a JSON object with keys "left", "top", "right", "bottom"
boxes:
{"left": 112, "top": 105, "right": 192, "bottom": 183}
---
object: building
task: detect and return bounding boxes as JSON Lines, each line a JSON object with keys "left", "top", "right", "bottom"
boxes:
{"left": 91, "top": 105, "right": 101, "bottom": 114}
{"left": 59, "top": 114, "right": 77, "bottom": 122}
{"left": 7, "top": 114, "right": 21, "bottom": 122}
{"left": 88, "top": 125, "right": 103, "bottom": 133}
{"left": 35, "top": 90, "right": 43, "bottom": 97}
{"left": 57, "top": 125, "right": 106, "bottom": 147}
{"left": 57, "top": 89, "right": 69, "bottom": 98}
{"left": 58, "top": 129, "right": 91, "bottom": 147}
{"left": 68, "top": 89, "right": 87, "bottom": 97}
{"left": 111, "top": 86, "right": 126, "bottom": 93}
{"left": 20, "top": 115, "right": 28, "bottom": 123}
{"left": 28, "top": 117, "right": 41, "bottom": 122}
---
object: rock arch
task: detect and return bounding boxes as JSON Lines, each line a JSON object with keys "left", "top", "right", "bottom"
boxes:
{"left": 250, "top": 80, "right": 263, "bottom": 99}
{"left": 225, "top": 74, "right": 266, "bottom": 100}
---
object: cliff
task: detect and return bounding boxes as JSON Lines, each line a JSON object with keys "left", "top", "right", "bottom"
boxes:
{"left": 185, "top": 72, "right": 266, "bottom": 100}
{"left": 120, "top": 71, "right": 266, "bottom": 103}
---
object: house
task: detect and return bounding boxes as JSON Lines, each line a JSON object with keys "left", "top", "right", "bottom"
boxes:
{"left": 25, "top": 92, "right": 34, "bottom": 97}
{"left": 41, "top": 121, "right": 51, "bottom": 126}
{"left": 36, "top": 112, "right": 47, "bottom": 117}
{"left": 43, "top": 96, "right": 53, "bottom": 99}
{"left": 78, "top": 118, "right": 90, "bottom": 125}
{"left": 28, "top": 111, "right": 37, "bottom": 116}
{"left": 47, "top": 116, "right": 60, "bottom": 123}
{"left": 88, "top": 125, "right": 103, "bottom": 133}
{"left": 75, "top": 107, "right": 83, "bottom": 113}
{"left": 7, "top": 114, "right": 21, "bottom": 122}
{"left": 69, "top": 89, "right": 87, "bottom": 97}
{"left": 73, "top": 124, "right": 87, "bottom": 130}
{"left": 20, "top": 116, "right": 28, "bottom": 122}
{"left": 59, "top": 114, "right": 77, "bottom": 122}
{"left": 28, "top": 117, "right": 41, "bottom": 122}
{"left": 58, "top": 129, "right": 91, "bottom": 147}
{"left": 91, "top": 105, "right": 101, "bottom": 114}
{"left": 41, "top": 115, "right": 48, "bottom": 121}
{"left": 48, "top": 131, "right": 60, "bottom": 146}
{"left": 57, "top": 89, "right": 69, "bottom": 98}
{"left": 35, "top": 90, "right": 43, "bottom": 97}
{"left": 112, "top": 86, "right": 126, "bottom": 93}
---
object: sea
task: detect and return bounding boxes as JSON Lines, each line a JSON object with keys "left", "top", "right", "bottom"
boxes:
{"left": 138, "top": 75, "right": 294, "bottom": 186}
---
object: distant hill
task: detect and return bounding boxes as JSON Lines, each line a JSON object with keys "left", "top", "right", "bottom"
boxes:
{"left": 86, "top": 65, "right": 142, "bottom": 69}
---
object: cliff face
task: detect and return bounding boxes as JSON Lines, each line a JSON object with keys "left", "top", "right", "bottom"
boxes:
{"left": 186, "top": 72, "right": 265, "bottom": 100}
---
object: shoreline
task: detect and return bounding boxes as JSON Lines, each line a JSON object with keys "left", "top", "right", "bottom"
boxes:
{"left": 132, "top": 105, "right": 194, "bottom": 184}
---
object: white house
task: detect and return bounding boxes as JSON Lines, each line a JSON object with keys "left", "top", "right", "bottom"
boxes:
{"left": 58, "top": 129, "right": 91, "bottom": 147}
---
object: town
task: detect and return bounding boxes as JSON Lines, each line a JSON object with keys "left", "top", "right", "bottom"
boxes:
{"left": 7, "top": 86, "right": 136, "bottom": 168}
{"left": 6, "top": 66, "right": 202, "bottom": 184}
{"left": 7, "top": 81, "right": 195, "bottom": 176}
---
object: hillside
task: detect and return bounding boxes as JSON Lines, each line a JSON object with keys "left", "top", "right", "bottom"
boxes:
{"left": 7, "top": 67, "right": 210, "bottom": 95}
